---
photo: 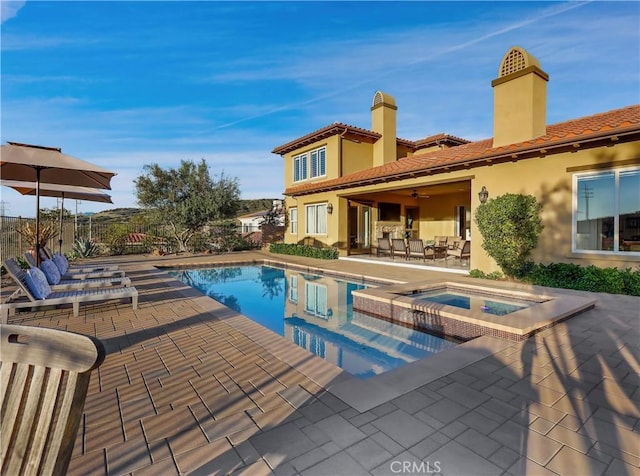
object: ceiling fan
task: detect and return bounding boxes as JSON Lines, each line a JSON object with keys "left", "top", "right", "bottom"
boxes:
{"left": 411, "top": 189, "right": 430, "bottom": 199}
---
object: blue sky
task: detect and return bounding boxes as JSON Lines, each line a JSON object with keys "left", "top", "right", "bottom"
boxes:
{"left": 1, "top": 1, "right": 638, "bottom": 218}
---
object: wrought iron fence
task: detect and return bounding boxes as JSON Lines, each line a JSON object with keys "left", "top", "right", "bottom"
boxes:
{"left": 0, "top": 216, "right": 176, "bottom": 262}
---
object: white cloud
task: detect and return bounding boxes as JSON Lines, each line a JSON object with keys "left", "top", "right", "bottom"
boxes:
{"left": 1, "top": 1, "right": 26, "bottom": 24}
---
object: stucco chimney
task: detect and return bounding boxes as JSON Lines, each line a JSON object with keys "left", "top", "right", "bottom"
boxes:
{"left": 371, "top": 91, "right": 397, "bottom": 167}
{"left": 492, "top": 47, "right": 549, "bottom": 148}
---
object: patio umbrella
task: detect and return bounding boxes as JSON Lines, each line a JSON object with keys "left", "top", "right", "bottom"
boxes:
{"left": 0, "top": 142, "right": 115, "bottom": 264}
{"left": 1, "top": 180, "right": 113, "bottom": 254}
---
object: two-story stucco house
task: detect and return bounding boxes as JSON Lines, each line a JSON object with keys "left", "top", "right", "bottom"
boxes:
{"left": 272, "top": 46, "right": 640, "bottom": 273}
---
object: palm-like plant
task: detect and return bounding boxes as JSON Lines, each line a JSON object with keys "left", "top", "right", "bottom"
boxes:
{"left": 16, "top": 221, "right": 59, "bottom": 248}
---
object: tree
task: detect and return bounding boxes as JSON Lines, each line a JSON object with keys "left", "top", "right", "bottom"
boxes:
{"left": 135, "top": 159, "right": 240, "bottom": 252}
{"left": 474, "top": 193, "right": 544, "bottom": 278}
{"left": 40, "top": 207, "right": 73, "bottom": 222}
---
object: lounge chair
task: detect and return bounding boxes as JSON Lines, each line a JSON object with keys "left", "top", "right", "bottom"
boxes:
{"left": 24, "top": 253, "right": 125, "bottom": 280}
{"left": 376, "top": 237, "right": 392, "bottom": 257}
{"left": 41, "top": 247, "right": 120, "bottom": 273}
{"left": 1, "top": 266, "right": 138, "bottom": 323}
{"left": 391, "top": 238, "right": 408, "bottom": 259}
{"left": 446, "top": 239, "right": 471, "bottom": 266}
{"left": 3, "top": 258, "right": 131, "bottom": 303}
{"left": 407, "top": 238, "right": 436, "bottom": 262}
{"left": 1, "top": 324, "right": 105, "bottom": 475}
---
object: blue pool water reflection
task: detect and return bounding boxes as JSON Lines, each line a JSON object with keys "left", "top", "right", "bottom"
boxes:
{"left": 169, "top": 265, "right": 457, "bottom": 378}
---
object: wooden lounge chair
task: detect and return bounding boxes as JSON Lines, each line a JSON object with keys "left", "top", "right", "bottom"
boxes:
{"left": 376, "top": 237, "right": 392, "bottom": 257}
{"left": 24, "top": 253, "right": 125, "bottom": 280}
{"left": 3, "top": 258, "right": 131, "bottom": 303}
{"left": 0, "top": 324, "right": 106, "bottom": 475}
{"left": 407, "top": 238, "right": 436, "bottom": 262}
{"left": 446, "top": 239, "right": 471, "bottom": 266}
{"left": 391, "top": 238, "right": 408, "bottom": 259}
{"left": 0, "top": 265, "right": 138, "bottom": 323}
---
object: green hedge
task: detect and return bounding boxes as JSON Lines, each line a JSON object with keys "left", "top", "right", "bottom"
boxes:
{"left": 269, "top": 243, "right": 339, "bottom": 260}
{"left": 523, "top": 263, "right": 640, "bottom": 296}
{"left": 470, "top": 263, "right": 640, "bottom": 296}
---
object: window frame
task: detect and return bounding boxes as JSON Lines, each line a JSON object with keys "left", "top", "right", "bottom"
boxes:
{"left": 305, "top": 203, "right": 328, "bottom": 235}
{"left": 572, "top": 166, "right": 640, "bottom": 256}
{"left": 289, "top": 208, "right": 298, "bottom": 234}
{"left": 292, "top": 146, "right": 326, "bottom": 183}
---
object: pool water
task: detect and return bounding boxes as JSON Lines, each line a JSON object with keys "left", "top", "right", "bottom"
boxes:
{"left": 412, "top": 289, "right": 537, "bottom": 316}
{"left": 170, "top": 265, "right": 457, "bottom": 378}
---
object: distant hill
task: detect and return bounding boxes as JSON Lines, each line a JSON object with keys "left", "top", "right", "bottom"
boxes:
{"left": 89, "top": 199, "right": 280, "bottom": 223}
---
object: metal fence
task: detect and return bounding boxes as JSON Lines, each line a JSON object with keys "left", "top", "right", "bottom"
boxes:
{"left": 0, "top": 216, "right": 173, "bottom": 263}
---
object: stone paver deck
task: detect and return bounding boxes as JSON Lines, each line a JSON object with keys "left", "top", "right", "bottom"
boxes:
{"left": 3, "top": 250, "right": 638, "bottom": 475}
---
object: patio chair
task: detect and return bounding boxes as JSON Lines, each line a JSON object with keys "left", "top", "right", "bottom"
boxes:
{"left": 446, "top": 239, "right": 471, "bottom": 266}
{"left": 3, "top": 259, "right": 131, "bottom": 304}
{"left": 25, "top": 253, "right": 125, "bottom": 280}
{"left": 0, "top": 266, "right": 138, "bottom": 323}
{"left": 42, "top": 247, "right": 120, "bottom": 272}
{"left": 407, "top": 238, "right": 436, "bottom": 262}
{"left": 391, "top": 238, "right": 408, "bottom": 259}
{"left": 376, "top": 237, "right": 392, "bottom": 257}
{"left": 0, "top": 324, "right": 105, "bottom": 475}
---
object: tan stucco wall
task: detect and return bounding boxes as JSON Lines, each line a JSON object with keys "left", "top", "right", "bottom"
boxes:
{"left": 470, "top": 142, "right": 640, "bottom": 272}
{"left": 493, "top": 72, "right": 547, "bottom": 147}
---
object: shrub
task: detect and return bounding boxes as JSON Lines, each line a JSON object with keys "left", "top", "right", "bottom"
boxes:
{"left": 474, "top": 194, "right": 543, "bottom": 278}
{"left": 103, "top": 224, "right": 129, "bottom": 255}
{"left": 469, "top": 269, "right": 504, "bottom": 280}
{"left": 269, "top": 243, "right": 338, "bottom": 260}
{"left": 520, "top": 262, "right": 640, "bottom": 296}
{"left": 72, "top": 239, "right": 99, "bottom": 258}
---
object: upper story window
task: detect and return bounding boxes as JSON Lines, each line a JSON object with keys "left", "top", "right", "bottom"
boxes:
{"left": 310, "top": 148, "right": 326, "bottom": 178}
{"left": 573, "top": 167, "right": 640, "bottom": 254}
{"left": 293, "top": 146, "right": 326, "bottom": 182}
{"left": 293, "top": 154, "right": 307, "bottom": 182}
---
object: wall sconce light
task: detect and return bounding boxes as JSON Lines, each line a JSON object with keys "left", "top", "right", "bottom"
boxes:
{"left": 478, "top": 186, "right": 489, "bottom": 204}
{"left": 327, "top": 203, "right": 333, "bottom": 214}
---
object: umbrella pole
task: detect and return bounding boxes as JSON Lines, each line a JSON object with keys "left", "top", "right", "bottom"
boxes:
{"left": 35, "top": 167, "right": 41, "bottom": 266}
{"left": 59, "top": 193, "right": 65, "bottom": 255}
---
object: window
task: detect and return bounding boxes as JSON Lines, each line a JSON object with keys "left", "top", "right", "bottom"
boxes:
{"left": 305, "top": 282, "right": 329, "bottom": 318}
{"left": 574, "top": 168, "right": 640, "bottom": 253}
{"left": 293, "top": 154, "right": 307, "bottom": 182}
{"left": 293, "top": 147, "right": 325, "bottom": 182}
{"left": 310, "top": 148, "right": 326, "bottom": 178}
{"left": 289, "top": 275, "right": 298, "bottom": 303}
{"left": 305, "top": 203, "right": 327, "bottom": 235}
{"left": 290, "top": 208, "right": 297, "bottom": 234}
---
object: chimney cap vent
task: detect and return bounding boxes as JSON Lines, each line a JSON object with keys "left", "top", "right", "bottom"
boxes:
{"left": 499, "top": 46, "right": 542, "bottom": 77}
{"left": 372, "top": 91, "right": 397, "bottom": 109}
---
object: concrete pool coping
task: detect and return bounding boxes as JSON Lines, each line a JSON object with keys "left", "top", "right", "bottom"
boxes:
{"left": 352, "top": 280, "right": 597, "bottom": 342}
{"left": 160, "top": 259, "right": 553, "bottom": 412}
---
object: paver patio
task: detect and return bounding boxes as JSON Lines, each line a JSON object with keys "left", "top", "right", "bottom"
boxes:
{"left": 3, "top": 250, "right": 638, "bottom": 475}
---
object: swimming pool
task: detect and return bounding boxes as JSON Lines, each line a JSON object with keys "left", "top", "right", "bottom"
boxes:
{"left": 169, "top": 265, "right": 457, "bottom": 378}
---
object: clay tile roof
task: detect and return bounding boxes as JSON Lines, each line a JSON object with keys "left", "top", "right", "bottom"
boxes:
{"left": 285, "top": 104, "right": 640, "bottom": 196}
{"left": 414, "top": 133, "right": 471, "bottom": 148}
{"left": 272, "top": 123, "right": 381, "bottom": 155}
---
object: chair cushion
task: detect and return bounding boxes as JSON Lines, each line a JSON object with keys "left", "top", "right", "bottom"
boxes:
{"left": 52, "top": 254, "right": 68, "bottom": 275}
{"left": 40, "top": 259, "right": 62, "bottom": 285}
{"left": 25, "top": 267, "right": 52, "bottom": 300}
